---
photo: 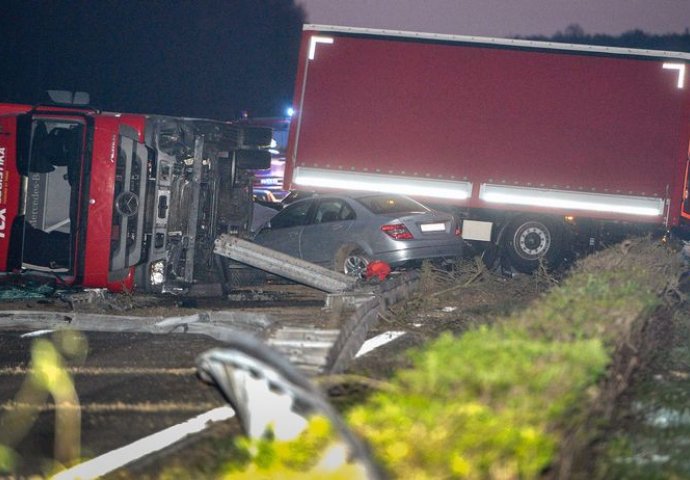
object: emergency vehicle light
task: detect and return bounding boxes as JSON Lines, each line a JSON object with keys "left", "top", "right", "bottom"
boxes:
{"left": 292, "top": 167, "right": 472, "bottom": 200}
{"left": 479, "top": 184, "right": 664, "bottom": 217}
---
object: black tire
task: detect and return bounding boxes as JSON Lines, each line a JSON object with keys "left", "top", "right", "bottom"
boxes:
{"left": 217, "top": 254, "right": 267, "bottom": 290}
{"left": 335, "top": 245, "right": 371, "bottom": 278}
{"left": 503, "top": 216, "right": 564, "bottom": 273}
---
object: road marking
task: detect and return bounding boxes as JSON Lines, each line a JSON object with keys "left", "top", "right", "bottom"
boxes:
{"left": 51, "top": 405, "right": 236, "bottom": 480}
{"left": 1, "top": 401, "right": 221, "bottom": 413}
{"left": 355, "top": 331, "right": 407, "bottom": 358}
{"left": 0, "top": 366, "right": 196, "bottom": 376}
{"left": 20, "top": 329, "right": 54, "bottom": 338}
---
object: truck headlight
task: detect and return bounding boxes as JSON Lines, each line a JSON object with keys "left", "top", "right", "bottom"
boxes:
{"left": 150, "top": 260, "right": 166, "bottom": 286}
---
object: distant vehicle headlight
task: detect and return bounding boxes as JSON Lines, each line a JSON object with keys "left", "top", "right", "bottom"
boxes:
{"left": 150, "top": 260, "right": 166, "bottom": 286}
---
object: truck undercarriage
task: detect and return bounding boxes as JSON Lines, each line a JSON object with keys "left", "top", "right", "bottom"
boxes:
{"left": 136, "top": 117, "right": 270, "bottom": 293}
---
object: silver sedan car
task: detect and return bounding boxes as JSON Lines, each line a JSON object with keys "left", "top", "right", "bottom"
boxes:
{"left": 252, "top": 192, "right": 464, "bottom": 277}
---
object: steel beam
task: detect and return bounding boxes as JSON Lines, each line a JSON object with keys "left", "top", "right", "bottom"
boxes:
{"left": 213, "top": 235, "right": 357, "bottom": 293}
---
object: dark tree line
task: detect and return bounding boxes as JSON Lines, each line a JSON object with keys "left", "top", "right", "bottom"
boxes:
{"left": 520, "top": 24, "right": 690, "bottom": 52}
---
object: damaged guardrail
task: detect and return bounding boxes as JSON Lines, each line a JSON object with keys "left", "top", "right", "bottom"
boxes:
{"left": 0, "top": 268, "right": 418, "bottom": 376}
{"left": 214, "top": 235, "right": 358, "bottom": 293}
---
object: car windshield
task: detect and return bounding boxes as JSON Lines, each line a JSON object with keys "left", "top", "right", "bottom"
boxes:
{"left": 355, "top": 194, "right": 428, "bottom": 215}
{"left": 269, "top": 199, "right": 313, "bottom": 229}
{"left": 17, "top": 117, "right": 85, "bottom": 272}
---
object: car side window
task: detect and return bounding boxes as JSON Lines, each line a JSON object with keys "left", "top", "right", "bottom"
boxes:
{"left": 315, "top": 199, "right": 356, "bottom": 224}
{"left": 269, "top": 200, "right": 312, "bottom": 229}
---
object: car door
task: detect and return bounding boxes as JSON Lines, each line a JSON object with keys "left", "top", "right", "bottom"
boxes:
{"left": 252, "top": 199, "right": 313, "bottom": 258}
{"left": 299, "top": 198, "right": 356, "bottom": 265}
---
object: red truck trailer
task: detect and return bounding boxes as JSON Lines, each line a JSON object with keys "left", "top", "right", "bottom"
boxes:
{"left": 285, "top": 25, "right": 690, "bottom": 272}
{"left": 0, "top": 94, "right": 270, "bottom": 292}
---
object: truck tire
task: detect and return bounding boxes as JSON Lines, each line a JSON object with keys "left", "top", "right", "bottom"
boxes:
{"left": 503, "top": 216, "right": 563, "bottom": 273}
{"left": 217, "top": 256, "right": 267, "bottom": 289}
{"left": 335, "top": 245, "right": 371, "bottom": 278}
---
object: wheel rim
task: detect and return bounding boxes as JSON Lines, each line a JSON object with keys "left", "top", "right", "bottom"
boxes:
{"left": 343, "top": 254, "right": 369, "bottom": 278}
{"left": 513, "top": 221, "right": 551, "bottom": 261}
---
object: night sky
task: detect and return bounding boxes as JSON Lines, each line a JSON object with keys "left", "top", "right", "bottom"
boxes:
{"left": 3, "top": 1, "right": 689, "bottom": 121}
{"left": 1, "top": 0, "right": 305, "bottom": 120}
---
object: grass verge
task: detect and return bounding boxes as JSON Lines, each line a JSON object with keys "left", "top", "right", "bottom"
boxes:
{"left": 348, "top": 239, "right": 682, "bottom": 479}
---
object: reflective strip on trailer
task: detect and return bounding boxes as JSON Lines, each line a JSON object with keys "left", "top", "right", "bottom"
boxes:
{"left": 293, "top": 166, "right": 473, "bottom": 201}
{"left": 479, "top": 183, "right": 665, "bottom": 217}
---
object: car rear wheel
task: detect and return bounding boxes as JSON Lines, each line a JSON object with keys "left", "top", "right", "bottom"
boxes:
{"left": 335, "top": 246, "right": 371, "bottom": 278}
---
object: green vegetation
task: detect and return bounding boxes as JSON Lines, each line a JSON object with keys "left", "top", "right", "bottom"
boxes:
{"left": 155, "top": 416, "right": 367, "bottom": 480}
{"left": 347, "top": 240, "right": 677, "bottom": 479}
{"left": 348, "top": 331, "right": 607, "bottom": 478}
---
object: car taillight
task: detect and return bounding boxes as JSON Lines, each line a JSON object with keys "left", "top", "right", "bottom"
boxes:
{"left": 381, "top": 223, "right": 414, "bottom": 240}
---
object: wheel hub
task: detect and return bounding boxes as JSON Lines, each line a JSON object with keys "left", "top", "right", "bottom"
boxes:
{"left": 515, "top": 224, "right": 550, "bottom": 260}
{"left": 344, "top": 255, "right": 369, "bottom": 278}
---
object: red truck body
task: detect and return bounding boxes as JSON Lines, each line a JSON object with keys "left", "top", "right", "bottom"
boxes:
{"left": 0, "top": 101, "right": 270, "bottom": 292}
{"left": 285, "top": 25, "right": 690, "bottom": 271}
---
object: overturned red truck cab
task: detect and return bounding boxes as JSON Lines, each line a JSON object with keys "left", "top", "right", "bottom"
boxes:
{"left": 285, "top": 25, "right": 690, "bottom": 272}
{"left": 0, "top": 97, "right": 270, "bottom": 292}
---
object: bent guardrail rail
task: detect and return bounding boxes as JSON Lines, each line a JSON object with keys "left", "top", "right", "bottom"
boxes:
{"left": 213, "top": 235, "right": 358, "bottom": 293}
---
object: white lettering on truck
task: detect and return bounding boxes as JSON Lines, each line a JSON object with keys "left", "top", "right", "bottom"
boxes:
{"left": 0, "top": 147, "right": 4, "bottom": 238}
{"left": 110, "top": 135, "right": 117, "bottom": 163}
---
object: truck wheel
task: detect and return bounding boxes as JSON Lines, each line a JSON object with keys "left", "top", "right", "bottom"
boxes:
{"left": 504, "top": 217, "right": 563, "bottom": 273}
{"left": 217, "top": 256, "right": 267, "bottom": 289}
{"left": 335, "top": 245, "right": 371, "bottom": 278}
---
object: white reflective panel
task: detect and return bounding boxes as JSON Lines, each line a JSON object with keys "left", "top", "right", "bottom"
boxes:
{"left": 308, "top": 36, "right": 334, "bottom": 60}
{"left": 293, "top": 167, "right": 472, "bottom": 200}
{"left": 479, "top": 184, "right": 665, "bottom": 217}
{"left": 663, "top": 63, "right": 686, "bottom": 89}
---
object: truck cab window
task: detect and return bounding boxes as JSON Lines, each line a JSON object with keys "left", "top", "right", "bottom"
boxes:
{"left": 19, "top": 119, "right": 84, "bottom": 271}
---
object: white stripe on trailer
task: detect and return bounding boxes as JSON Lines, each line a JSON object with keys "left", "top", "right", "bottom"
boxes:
{"left": 479, "top": 183, "right": 665, "bottom": 217}
{"left": 293, "top": 167, "right": 473, "bottom": 201}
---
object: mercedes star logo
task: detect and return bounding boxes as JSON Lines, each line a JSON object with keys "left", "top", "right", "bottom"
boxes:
{"left": 116, "top": 191, "right": 139, "bottom": 217}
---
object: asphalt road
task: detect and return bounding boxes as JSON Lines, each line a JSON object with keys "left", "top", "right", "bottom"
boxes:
{"left": 0, "top": 327, "right": 235, "bottom": 478}
{"left": 0, "top": 281, "right": 387, "bottom": 478}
